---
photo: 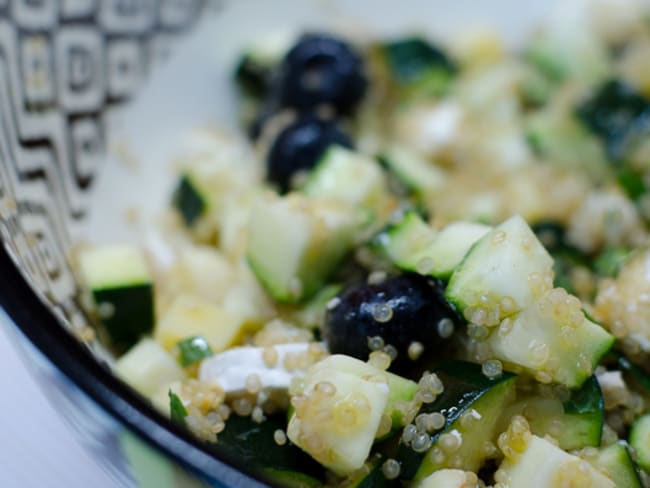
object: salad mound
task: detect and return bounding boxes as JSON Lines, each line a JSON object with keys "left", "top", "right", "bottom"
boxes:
{"left": 77, "top": 1, "right": 650, "bottom": 486}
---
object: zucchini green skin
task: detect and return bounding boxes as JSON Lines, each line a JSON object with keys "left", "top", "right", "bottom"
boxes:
{"left": 261, "top": 469, "right": 323, "bottom": 488}
{"left": 615, "top": 352, "right": 650, "bottom": 391}
{"left": 559, "top": 375, "right": 604, "bottom": 449}
{"left": 374, "top": 211, "right": 435, "bottom": 271}
{"left": 445, "top": 215, "right": 554, "bottom": 314}
{"left": 93, "top": 284, "right": 154, "bottom": 348}
{"left": 500, "top": 376, "right": 604, "bottom": 451}
{"left": 246, "top": 195, "right": 361, "bottom": 304}
{"left": 377, "top": 146, "right": 447, "bottom": 197}
{"left": 630, "top": 414, "right": 650, "bottom": 473}
{"left": 340, "top": 454, "right": 399, "bottom": 488}
{"left": 396, "top": 360, "right": 517, "bottom": 481}
{"left": 234, "top": 53, "right": 274, "bottom": 99}
{"left": 595, "top": 442, "right": 643, "bottom": 488}
{"left": 213, "top": 414, "right": 325, "bottom": 483}
{"left": 381, "top": 37, "right": 456, "bottom": 98}
{"left": 375, "top": 212, "right": 491, "bottom": 281}
{"left": 172, "top": 175, "right": 206, "bottom": 226}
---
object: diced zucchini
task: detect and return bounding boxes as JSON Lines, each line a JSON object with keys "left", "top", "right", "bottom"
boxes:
{"left": 488, "top": 288, "right": 614, "bottom": 388}
{"left": 78, "top": 244, "right": 155, "bottom": 348}
{"left": 531, "top": 220, "right": 591, "bottom": 294}
{"left": 378, "top": 145, "right": 447, "bottom": 195}
{"left": 339, "top": 454, "right": 396, "bottom": 488}
{"left": 446, "top": 215, "right": 554, "bottom": 315}
{"left": 234, "top": 34, "right": 289, "bottom": 98}
{"left": 525, "top": 106, "right": 608, "bottom": 178}
{"left": 630, "top": 414, "right": 650, "bottom": 472}
{"left": 501, "top": 376, "right": 604, "bottom": 450}
{"left": 309, "top": 355, "right": 418, "bottom": 429}
{"left": 615, "top": 352, "right": 650, "bottom": 391}
{"left": 576, "top": 79, "right": 650, "bottom": 162}
{"left": 589, "top": 442, "right": 643, "bottom": 488}
{"left": 216, "top": 414, "right": 325, "bottom": 483}
{"left": 114, "top": 338, "right": 185, "bottom": 397}
{"left": 381, "top": 37, "right": 456, "bottom": 98}
{"left": 378, "top": 212, "right": 491, "bottom": 280}
{"left": 261, "top": 469, "right": 323, "bottom": 488}
{"left": 376, "top": 212, "right": 435, "bottom": 268}
{"left": 498, "top": 434, "right": 615, "bottom": 487}
{"left": 396, "top": 361, "right": 517, "bottom": 481}
{"left": 301, "top": 146, "right": 392, "bottom": 218}
{"left": 234, "top": 54, "right": 273, "bottom": 99}
{"left": 287, "top": 356, "right": 391, "bottom": 475}
{"left": 172, "top": 173, "right": 208, "bottom": 226}
{"left": 155, "top": 294, "right": 243, "bottom": 353}
{"left": 525, "top": 21, "right": 609, "bottom": 86}
{"left": 246, "top": 193, "right": 363, "bottom": 303}
{"left": 291, "top": 284, "right": 342, "bottom": 330}
{"left": 414, "top": 469, "right": 477, "bottom": 488}
{"left": 163, "top": 245, "right": 232, "bottom": 303}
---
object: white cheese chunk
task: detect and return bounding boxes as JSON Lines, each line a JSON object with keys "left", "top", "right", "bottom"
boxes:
{"left": 199, "top": 343, "right": 320, "bottom": 393}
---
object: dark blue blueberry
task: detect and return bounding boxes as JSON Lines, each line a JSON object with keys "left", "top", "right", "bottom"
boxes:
{"left": 323, "top": 273, "right": 458, "bottom": 374}
{"left": 267, "top": 113, "right": 352, "bottom": 193}
{"left": 278, "top": 33, "right": 367, "bottom": 114}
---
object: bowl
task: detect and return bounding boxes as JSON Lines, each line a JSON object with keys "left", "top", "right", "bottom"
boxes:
{"left": 0, "top": 0, "right": 628, "bottom": 486}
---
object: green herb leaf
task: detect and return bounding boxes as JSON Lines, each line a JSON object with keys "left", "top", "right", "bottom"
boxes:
{"left": 169, "top": 390, "right": 188, "bottom": 429}
{"left": 594, "top": 247, "right": 630, "bottom": 278}
{"left": 177, "top": 336, "right": 213, "bottom": 367}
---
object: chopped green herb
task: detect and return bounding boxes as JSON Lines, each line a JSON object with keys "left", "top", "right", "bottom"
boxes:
{"left": 617, "top": 167, "right": 646, "bottom": 201}
{"left": 177, "top": 336, "right": 213, "bottom": 367}
{"left": 594, "top": 247, "right": 630, "bottom": 278}
{"left": 169, "top": 390, "right": 188, "bottom": 429}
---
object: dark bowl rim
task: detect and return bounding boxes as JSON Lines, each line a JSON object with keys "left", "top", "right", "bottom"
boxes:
{"left": 0, "top": 244, "right": 274, "bottom": 487}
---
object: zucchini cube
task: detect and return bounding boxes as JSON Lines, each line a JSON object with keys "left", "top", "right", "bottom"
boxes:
{"left": 172, "top": 173, "right": 207, "bottom": 226}
{"left": 499, "top": 434, "right": 614, "bottom": 487}
{"left": 446, "top": 215, "right": 554, "bottom": 315}
{"left": 114, "top": 338, "right": 185, "bottom": 397}
{"left": 155, "top": 294, "right": 243, "bottom": 353}
{"left": 246, "top": 194, "right": 363, "bottom": 303}
{"left": 488, "top": 288, "right": 614, "bottom": 388}
{"left": 301, "top": 145, "right": 391, "bottom": 217}
{"left": 79, "top": 244, "right": 155, "bottom": 348}
{"left": 287, "top": 356, "right": 390, "bottom": 475}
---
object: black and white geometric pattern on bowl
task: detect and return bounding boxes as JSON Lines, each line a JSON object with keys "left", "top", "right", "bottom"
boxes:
{"left": 0, "top": 0, "right": 205, "bottom": 359}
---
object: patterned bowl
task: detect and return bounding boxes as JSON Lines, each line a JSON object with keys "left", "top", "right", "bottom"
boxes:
{"left": 0, "top": 1, "right": 559, "bottom": 486}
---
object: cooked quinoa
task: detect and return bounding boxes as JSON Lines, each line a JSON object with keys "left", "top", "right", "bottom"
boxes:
{"left": 77, "top": 0, "right": 650, "bottom": 486}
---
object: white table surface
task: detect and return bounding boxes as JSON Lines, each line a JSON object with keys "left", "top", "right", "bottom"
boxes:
{"left": 0, "top": 322, "right": 117, "bottom": 488}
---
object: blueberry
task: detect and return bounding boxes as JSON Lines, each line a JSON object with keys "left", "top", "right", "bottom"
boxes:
{"left": 267, "top": 113, "right": 352, "bottom": 192}
{"left": 323, "top": 273, "right": 459, "bottom": 374}
{"left": 278, "top": 33, "right": 367, "bottom": 114}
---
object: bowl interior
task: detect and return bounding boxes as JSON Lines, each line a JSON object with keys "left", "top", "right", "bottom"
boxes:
{"left": 84, "top": 0, "right": 560, "bottom": 247}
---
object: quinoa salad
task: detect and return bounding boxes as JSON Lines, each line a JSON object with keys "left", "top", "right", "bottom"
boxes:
{"left": 76, "top": 1, "right": 650, "bottom": 486}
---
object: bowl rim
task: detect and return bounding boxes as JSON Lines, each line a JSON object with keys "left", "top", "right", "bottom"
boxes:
{"left": 0, "top": 245, "right": 274, "bottom": 488}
